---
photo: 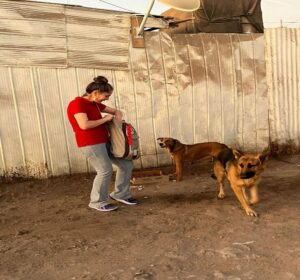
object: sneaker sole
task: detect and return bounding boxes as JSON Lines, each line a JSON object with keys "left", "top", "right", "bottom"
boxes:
{"left": 89, "top": 205, "right": 118, "bottom": 212}
{"left": 109, "top": 196, "right": 137, "bottom": 205}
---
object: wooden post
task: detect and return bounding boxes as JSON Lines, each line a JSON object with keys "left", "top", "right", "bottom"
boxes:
{"left": 131, "top": 16, "right": 145, "bottom": 48}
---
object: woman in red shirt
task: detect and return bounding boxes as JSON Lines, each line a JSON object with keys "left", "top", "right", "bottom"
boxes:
{"left": 67, "top": 76, "right": 137, "bottom": 212}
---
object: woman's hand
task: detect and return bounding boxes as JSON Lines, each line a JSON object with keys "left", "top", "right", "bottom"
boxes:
{"left": 114, "top": 110, "right": 123, "bottom": 122}
{"left": 104, "top": 114, "right": 114, "bottom": 122}
{"left": 103, "top": 106, "right": 123, "bottom": 122}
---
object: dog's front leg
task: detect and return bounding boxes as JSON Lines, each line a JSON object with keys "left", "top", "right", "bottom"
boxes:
{"left": 242, "top": 187, "right": 249, "bottom": 203}
{"left": 231, "top": 184, "right": 258, "bottom": 217}
{"left": 249, "top": 184, "right": 259, "bottom": 204}
{"left": 175, "top": 157, "right": 183, "bottom": 181}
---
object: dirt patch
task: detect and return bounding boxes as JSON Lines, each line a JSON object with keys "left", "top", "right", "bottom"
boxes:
{"left": 1, "top": 157, "right": 300, "bottom": 280}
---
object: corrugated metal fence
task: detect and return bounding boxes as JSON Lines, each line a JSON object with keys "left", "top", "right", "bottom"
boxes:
{"left": 136, "top": 32, "right": 269, "bottom": 168}
{"left": 265, "top": 28, "right": 300, "bottom": 154}
{"left": 1, "top": 31, "right": 272, "bottom": 178}
{"left": 0, "top": 2, "right": 299, "bottom": 179}
{"left": 0, "top": 0, "right": 130, "bottom": 69}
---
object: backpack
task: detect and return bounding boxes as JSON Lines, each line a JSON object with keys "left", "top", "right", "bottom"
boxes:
{"left": 107, "top": 118, "right": 140, "bottom": 160}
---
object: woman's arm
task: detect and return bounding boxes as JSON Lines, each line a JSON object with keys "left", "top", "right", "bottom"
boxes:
{"left": 74, "top": 113, "right": 113, "bottom": 130}
{"left": 103, "top": 106, "right": 123, "bottom": 121}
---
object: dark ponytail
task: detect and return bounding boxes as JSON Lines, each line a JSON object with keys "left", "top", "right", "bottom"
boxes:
{"left": 85, "top": 76, "right": 113, "bottom": 94}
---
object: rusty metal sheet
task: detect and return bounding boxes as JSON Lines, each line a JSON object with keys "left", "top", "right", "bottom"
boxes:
{"left": 194, "top": 33, "right": 223, "bottom": 143}
{"left": 66, "top": 6, "right": 130, "bottom": 70}
{"left": 0, "top": 19, "right": 66, "bottom": 37}
{"left": 37, "top": 68, "right": 70, "bottom": 176}
{"left": 251, "top": 34, "right": 269, "bottom": 150}
{"left": 159, "top": 32, "right": 181, "bottom": 145}
{"left": 65, "top": 6, "right": 130, "bottom": 27}
{"left": 56, "top": 68, "right": 87, "bottom": 174}
{"left": 238, "top": 34, "right": 260, "bottom": 151}
{"left": 144, "top": 33, "right": 172, "bottom": 167}
{"left": 0, "top": 66, "right": 47, "bottom": 179}
{"left": 144, "top": 32, "right": 269, "bottom": 152}
{"left": 0, "top": 0, "right": 65, "bottom": 22}
{"left": 171, "top": 35, "right": 194, "bottom": 144}
{"left": 0, "top": 0, "right": 131, "bottom": 70}
{"left": 10, "top": 67, "right": 48, "bottom": 178}
{"left": 0, "top": 29, "right": 277, "bottom": 179}
{"left": 213, "top": 34, "right": 237, "bottom": 146}
{"left": 0, "top": 0, "right": 67, "bottom": 68}
{"left": 112, "top": 70, "right": 142, "bottom": 169}
{"left": 0, "top": 67, "right": 25, "bottom": 178}
{"left": 184, "top": 34, "right": 209, "bottom": 143}
{"left": 129, "top": 41, "right": 161, "bottom": 168}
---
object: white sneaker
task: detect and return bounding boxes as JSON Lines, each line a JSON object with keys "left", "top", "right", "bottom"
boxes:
{"left": 89, "top": 203, "right": 118, "bottom": 212}
{"left": 110, "top": 195, "right": 138, "bottom": 205}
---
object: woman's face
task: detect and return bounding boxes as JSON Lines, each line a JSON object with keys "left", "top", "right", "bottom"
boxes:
{"left": 90, "top": 90, "right": 112, "bottom": 103}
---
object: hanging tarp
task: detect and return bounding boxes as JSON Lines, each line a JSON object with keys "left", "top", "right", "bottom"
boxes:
{"left": 162, "top": 0, "right": 263, "bottom": 34}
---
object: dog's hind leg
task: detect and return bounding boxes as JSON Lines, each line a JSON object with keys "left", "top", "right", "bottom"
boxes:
{"left": 213, "top": 161, "right": 226, "bottom": 199}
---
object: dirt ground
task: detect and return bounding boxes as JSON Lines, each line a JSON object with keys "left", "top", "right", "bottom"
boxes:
{"left": 1, "top": 156, "right": 300, "bottom": 280}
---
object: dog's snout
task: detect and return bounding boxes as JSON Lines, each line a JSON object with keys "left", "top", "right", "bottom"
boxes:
{"left": 240, "top": 171, "right": 256, "bottom": 179}
{"left": 157, "top": 138, "right": 166, "bottom": 147}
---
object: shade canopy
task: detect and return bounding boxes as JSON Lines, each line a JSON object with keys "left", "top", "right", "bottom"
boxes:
{"left": 158, "top": 0, "right": 200, "bottom": 12}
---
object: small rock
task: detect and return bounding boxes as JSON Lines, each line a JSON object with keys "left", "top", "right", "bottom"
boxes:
{"left": 16, "top": 229, "right": 30, "bottom": 236}
{"left": 134, "top": 270, "right": 154, "bottom": 280}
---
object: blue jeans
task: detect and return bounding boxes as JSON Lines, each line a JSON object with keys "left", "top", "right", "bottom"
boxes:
{"left": 80, "top": 143, "right": 133, "bottom": 207}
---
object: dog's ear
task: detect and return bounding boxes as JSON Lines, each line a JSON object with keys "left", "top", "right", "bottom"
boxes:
{"left": 168, "top": 139, "right": 178, "bottom": 152}
{"left": 232, "top": 149, "right": 244, "bottom": 160}
{"left": 258, "top": 152, "right": 270, "bottom": 163}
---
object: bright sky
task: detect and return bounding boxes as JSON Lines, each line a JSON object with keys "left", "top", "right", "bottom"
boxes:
{"left": 33, "top": 0, "right": 300, "bottom": 27}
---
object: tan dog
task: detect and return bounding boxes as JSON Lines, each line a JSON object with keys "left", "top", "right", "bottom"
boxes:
{"left": 213, "top": 148, "right": 269, "bottom": 217}
{"left": 157, "top": 137, "right": 228, "bottom": 181}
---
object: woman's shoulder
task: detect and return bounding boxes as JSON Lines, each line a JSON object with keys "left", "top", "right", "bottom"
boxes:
{"left": 67, "top": 96, "right": 86, "bottom": 112}
{"left": 69, "top": 96, "right": 85, "bottom": 105}
{"left": 74, "top": 96, "right": 85, "bottom": 102}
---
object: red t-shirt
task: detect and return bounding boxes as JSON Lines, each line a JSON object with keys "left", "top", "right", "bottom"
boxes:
{"left": 67, "top": 97, "right": 109, "bottom": 147}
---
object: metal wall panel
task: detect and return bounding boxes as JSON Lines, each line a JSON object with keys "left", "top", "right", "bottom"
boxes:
{"left": 0, "top": 31, "right": 270, "bottom": 179}
{"left": 0, "top": 0, "right": 67, "bottom": 68}
{"left": 0, "top": 67, "right": 48, "bottom": 178}
{"left": 65, "top": 6, "right": 130, "bottom": 70}
{"left": 265, "top": 28, "right": 300, "bottom": 154}
{"left": 172, "top": 35, "right": 194, "bottom": 144}
{"left": 128, "top": 43, "right": 160, "bottom": 168}
{"left": 0, "top": 0, "right": 130, "bottom": 70}
{"left": 140, "top": 32, "right": 269, "bottom": 165}
{"left": 57, "top": 68, "right": 87, "bottom": 174}
{"left": 144, "top": 33, "right": 171, "bottom": 167}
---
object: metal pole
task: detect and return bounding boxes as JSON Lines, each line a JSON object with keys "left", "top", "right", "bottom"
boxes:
{"left": 136, "top": 0, "right": 155, "bottom": 36}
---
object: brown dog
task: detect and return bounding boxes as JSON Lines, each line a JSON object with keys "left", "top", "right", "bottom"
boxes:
{"left": 213, "top": 148, "right": 269, "bottom": 217}
{"left": 157, "top": 137, "right": 228, "bottom": 181}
